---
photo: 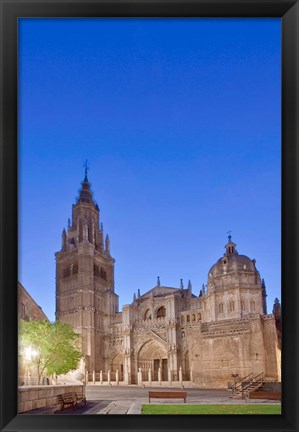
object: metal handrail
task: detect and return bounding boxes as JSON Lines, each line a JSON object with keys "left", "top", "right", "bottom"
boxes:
{"left": 242, "top": 372, "right": 264, "bottom": 399}
{"left": 252, "top": 372, "right": 264, "bottom": 383}
{"left": 232, "top": 373, "right": 253, "bottom": 392}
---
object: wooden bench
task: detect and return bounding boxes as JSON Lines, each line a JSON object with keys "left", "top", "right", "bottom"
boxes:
{"left": 148, "top": 391, "right": 187, "bottom": 403}
{"left": 57, "top": 393, "right": 76, "bottom": 411}
{"left": 71, "top": 391, "right": 87, "bottom": 406}
{"left": 57, "top": 392, "right": 87, "bottom": 411}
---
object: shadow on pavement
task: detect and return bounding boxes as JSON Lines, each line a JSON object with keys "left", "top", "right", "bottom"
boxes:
{"left": 55, "top": 400, "right": 105, "bottom": 415}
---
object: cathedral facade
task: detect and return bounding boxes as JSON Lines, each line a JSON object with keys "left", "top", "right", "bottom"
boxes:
{"left": 56, "top": 174, "right": 281, "bottom": 388}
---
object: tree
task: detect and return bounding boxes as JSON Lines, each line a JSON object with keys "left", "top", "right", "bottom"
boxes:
{"left": 19, "top": 320, "right": 83, "bottom": 384}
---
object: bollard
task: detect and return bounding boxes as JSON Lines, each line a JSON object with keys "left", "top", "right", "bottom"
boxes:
{"left": 93, "top": 370, "right": 95, "bottom": 384}
{"left": 100, "top": 370, "right": 103, "bottom": 385}
{"left": 108, "top": 370, "right": 111, "bottom": 386}
{"left": 124, "top": 368, "right": 129, "bottom": 385}
{"left": 116, "top": 369, "right": 119, "bottom": 385}
{"left": 179, "top": 366, "right": 183, "bottom": 388}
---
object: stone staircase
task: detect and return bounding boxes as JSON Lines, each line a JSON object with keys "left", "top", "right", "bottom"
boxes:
{"left": 231, "top": 372, "right": 264, "bottom": 399}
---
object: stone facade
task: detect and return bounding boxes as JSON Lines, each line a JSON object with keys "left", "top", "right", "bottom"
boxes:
{"left": 18, "top": 282, "right": 49, "bottom": 386}
{"left": 56, "top": 175, "right": 281, "bottom": 388}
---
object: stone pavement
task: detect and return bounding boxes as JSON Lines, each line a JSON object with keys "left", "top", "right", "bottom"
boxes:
{"left": 82, "top": 385, "right": 281, "bottom": 414}
{"left": 22, "top": 385, "right": 280, "bottom": 415}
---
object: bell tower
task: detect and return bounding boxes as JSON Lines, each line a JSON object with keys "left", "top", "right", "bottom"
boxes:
{"left": 55, "top": 167, "right": 118, "bottom": 373}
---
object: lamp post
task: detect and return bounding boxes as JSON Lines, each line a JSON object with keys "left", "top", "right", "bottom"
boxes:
{"left": 231, "top": 373, "right": 239, "bottom": 391}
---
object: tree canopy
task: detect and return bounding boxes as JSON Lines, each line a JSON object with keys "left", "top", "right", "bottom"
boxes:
{"left": 19, "top": 320, "right": 83, "bottom": 384}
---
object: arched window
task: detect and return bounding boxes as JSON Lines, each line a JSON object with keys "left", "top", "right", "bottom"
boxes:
{"left": 144, "top": 309, "right": 152, "bottom": 320}
{"left": 192, "top": 314, "right": 196, "bottom": 322}
{"left": 250, "top": 301, "right": 255, "bottom": 312}
{"left": 229, "top": 300, "right": 235, "bottom": 312}
{"left": 218, "top": 303, "right": 224, "bottom": 314}
{"left": 186, "top": 315, "right": 190, "bottom": 323}
{"left": 156, "top": 306, "right": 166, "bottom": 318}
{"left": 63, "top": 267, "right": 70, "bottom": 278}
{"left": 100, "top": 268, "right": 107, "bottom": 280}
{"left": 72, "top": 263, "right": 78, "bottom": 275}
{"left": 197, "top": 313, "right": 201, "bottom": 321}
{"left": 241, "top": 300, "right": 245, "bottom": 311}
{"left": 94, "top": 264, "right": 100, "bottom": 277}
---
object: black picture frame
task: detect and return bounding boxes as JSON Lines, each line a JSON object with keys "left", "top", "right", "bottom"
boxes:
{"left": 0, "top": 1, "right": 298, "bottom": 431}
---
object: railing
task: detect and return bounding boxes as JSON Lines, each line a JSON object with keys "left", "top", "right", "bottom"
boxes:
{"left": 241, "top": 372, "right": 264, "bottom": 398}
{"left": 232, "top": 373, "right": 253, "bottom": 394}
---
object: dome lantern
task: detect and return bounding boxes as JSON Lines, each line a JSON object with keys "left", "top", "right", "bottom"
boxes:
{"left": 225, "top": 232, "right": 237, "bottom": 255}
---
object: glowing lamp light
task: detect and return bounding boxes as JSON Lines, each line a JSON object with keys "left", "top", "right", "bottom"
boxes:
{"left": 24, "top": 346, "right": 38, "bottom": 361}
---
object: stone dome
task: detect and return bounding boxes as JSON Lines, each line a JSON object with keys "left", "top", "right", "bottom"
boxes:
{"left": 208, "top": 238, "right": 257, "bottom": 280}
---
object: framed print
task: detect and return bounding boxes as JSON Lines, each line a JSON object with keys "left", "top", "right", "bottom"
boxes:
{"left": 0, "top": 1, "right": 298, "bottom": 432}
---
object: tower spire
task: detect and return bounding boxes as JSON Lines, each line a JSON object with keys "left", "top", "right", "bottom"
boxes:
{"left": 83, "top": 160, "right": 89, "bottom": 180}
{"left": 105, "top": 234, "right": 110, "bottom": 255}
{"left": 76, "top": 165, "right": 96, "bottom": 206}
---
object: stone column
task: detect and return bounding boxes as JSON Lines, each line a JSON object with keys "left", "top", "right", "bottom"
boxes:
{"left": 108, "top": 370, "right": 111, "bottom": 385}
{"left": 100, "top": 370, "right": 103, "bottom": 384}
{"left": 116, "top": 369, "right": 119, "bottom": 386}
{"left": 85, "top": 370, "right": 89, "bottom": 384}
{"left": 190, "top": 367, "right": 193, "bottom": 383}
{"left": 92, "top": 370, "right": 95, "bottom": 384}
{"left": 158, "top": 368, "right": 162, "bottom": 385}
{"left": 179, "top": 366, "right": 183, "bottom": 387}
{"left": 148, "top": 368, "right": 152, "bottom": 386}
{"left": 168, "top": 368, "right": 172, "bottom": 386}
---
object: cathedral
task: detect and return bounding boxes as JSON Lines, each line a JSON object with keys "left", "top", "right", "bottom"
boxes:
{"left": 55, "top": 172, "right": 281, "bottom": 388}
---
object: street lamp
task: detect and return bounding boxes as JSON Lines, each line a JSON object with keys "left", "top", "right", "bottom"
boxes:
{"left": 24, "top": 346, "right": 38, "bottom": 361}
{"left": 231, "top": 373, "right": 239, "bottom": 389}
{"left": 24, "top": 346, "right": 38, "bottom": 385}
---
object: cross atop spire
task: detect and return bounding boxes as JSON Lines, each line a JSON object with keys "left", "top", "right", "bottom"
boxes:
{"left": 83, "top": 160, "right": 89, "bottom": 180}
{"left": 227, "top": 230, "right": 232, "bottom": 243}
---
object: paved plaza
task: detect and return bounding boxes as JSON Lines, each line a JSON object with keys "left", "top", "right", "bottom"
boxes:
{"left": 66, "top": 385, "right": 280, "bottom": 415}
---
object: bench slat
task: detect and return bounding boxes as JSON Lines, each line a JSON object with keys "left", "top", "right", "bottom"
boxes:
{"left": 148, "top": 391, "right": 187, "bottom": 403}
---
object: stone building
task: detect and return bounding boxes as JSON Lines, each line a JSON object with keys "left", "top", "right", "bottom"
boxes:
{"left": 18, "top": 282, "right": 49, "bottom": 385}
{"left": 56, "top": 173, "right": 281, "bottom": 388}
{"left": 18, "top": 282, "right": 48, "bottom": 322}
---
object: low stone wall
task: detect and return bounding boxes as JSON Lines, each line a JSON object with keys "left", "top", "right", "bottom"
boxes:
{"left": 261, "top": 382, "right": 281, "bottom": 392}
{"left": 18, "top": 384, "right": 84, "bottom": 413}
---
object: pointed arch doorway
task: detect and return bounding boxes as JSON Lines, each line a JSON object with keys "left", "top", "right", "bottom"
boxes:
{"left": 110, "top": 353, "right": 124, "bottom": 381}
{"left": 138, "top": 339, "right": 168, "bottom": 381}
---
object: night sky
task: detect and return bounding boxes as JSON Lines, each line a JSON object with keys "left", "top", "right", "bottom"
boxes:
{"left": 18, "top": 18, "right": 281, "bottom": 322}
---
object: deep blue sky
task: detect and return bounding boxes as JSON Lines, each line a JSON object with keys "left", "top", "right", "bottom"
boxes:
{"left": 18, "top": 18, "right": 281, "bottom": 322}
